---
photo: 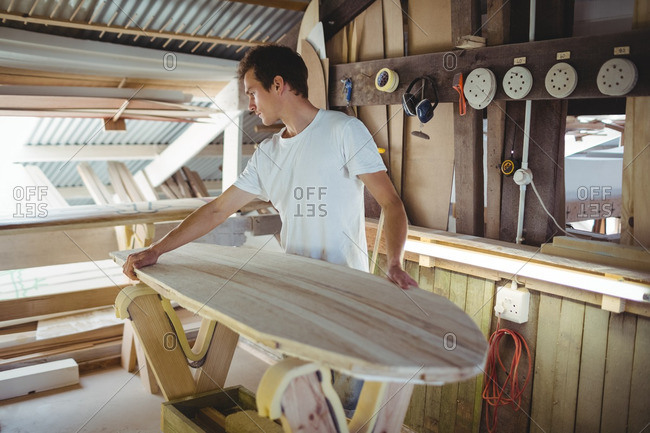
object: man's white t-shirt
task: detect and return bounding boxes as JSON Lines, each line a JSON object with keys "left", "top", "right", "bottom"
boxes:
{"left": 234, "top": 109, "right": 386, "bottom": 272}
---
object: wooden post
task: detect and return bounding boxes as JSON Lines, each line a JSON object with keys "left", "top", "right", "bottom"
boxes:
{"left": 451, "top": 0, "right": 484, "bottom": 236}
{"left": 498, "top": 0, "right": 571, "bottom": 246}
{"left": 119, "top": 286, "right": 196, "bottom": 400}
{"left": 194, "top": 321, "right": 240, "bottom": 394}
{"left": 222, "top": 111, "right": 244, "bottom": 191}
{"left": 621, "top": 2, "right": 650, "bottom": 248}
{"left": 484, "top": 0, "right": 511, "bottom": 240}
{"left": 348, "top": 381, "right": 415, "bottom": 433}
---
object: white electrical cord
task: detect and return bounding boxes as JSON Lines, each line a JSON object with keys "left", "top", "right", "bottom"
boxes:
{"left": 529, "top": 180, "right": 575, "bottom": 237}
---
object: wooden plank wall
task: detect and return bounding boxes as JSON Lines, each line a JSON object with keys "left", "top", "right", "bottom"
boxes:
{"left": 373, "top": 255, "right": 496, "bottom": 432}
{"left": 401, "top": 0, "right": 455, "bottom": 230}
{"left": 371, "top": 254, "right": 650, "bottom": 433}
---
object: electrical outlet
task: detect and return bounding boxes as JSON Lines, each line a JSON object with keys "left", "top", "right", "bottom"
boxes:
{"left": 494, "top": 286, "right": 530, "bottom": 324}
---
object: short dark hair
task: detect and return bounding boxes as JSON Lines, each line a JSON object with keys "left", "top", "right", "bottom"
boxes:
{"left": 237, "top": 44, "right": 309, "bottom": 98}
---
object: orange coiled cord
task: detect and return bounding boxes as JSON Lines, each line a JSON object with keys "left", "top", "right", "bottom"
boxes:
{"left": 482, "top": 319, "right": 532, "bottom": 433}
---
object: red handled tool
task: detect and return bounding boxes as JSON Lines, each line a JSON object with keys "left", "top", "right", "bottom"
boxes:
{"left": 453, "top": 73, "right": 467, "bottom": 116}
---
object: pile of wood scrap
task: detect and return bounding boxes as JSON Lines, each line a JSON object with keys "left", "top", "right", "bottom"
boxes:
{"left": 161, "top": 167, "right": 209, "bottom": 199}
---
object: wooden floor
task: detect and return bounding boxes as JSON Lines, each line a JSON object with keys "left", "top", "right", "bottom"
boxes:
{"left": 0, "top": 341, "right": 271, "bottom": 433}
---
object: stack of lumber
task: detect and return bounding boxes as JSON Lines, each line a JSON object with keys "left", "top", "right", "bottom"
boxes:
{"left": 541, "top": 236, "right": 650, "bottom": 273}
{"left": 161, "top": 167, "right": 210, "bottom": 199}
{"left": 0, "top": 260, "right": 129, "bottom": 373}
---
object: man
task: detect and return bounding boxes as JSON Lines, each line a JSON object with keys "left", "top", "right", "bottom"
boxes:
{"left": 122, "top": 43, "right": 417, "bottom": 416}
{"left": 122, "top": 44, "right": 417, "bottom": 290}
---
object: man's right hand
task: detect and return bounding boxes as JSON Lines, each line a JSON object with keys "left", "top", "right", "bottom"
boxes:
{"left": 122, "top": 248, "right": 160, "bottom": 280}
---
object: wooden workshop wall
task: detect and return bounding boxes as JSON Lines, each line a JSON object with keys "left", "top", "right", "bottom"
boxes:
{"left": 401, "top": 0, "right": 455, "bottom": 230}
{"left": 371, "top": 253, "right": 650, "bottom": 433}
{"left": 326, "top": 0, "right": 455, "bottom": 230}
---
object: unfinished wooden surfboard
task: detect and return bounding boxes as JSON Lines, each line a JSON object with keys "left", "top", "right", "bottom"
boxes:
{"left": 111, "top": 242, "right": 487, "bottom": 384}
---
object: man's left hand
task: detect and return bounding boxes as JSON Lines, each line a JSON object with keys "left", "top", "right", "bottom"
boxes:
{"left": 387, "top": 265, "right": 419, "bottom": 290}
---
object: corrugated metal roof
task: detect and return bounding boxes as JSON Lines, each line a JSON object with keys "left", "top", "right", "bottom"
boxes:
{"left": 0, "top": 0, "right": 304, "bottom": 60}
{"left": 22, "top": 110, "right": 272, "bottom": 189}
{"left": 26, "top": 117, "right": 188, "bottom": 146}
{"left": 26, "top": 102, "right": 273, "bottom": 147}
{"left": 3, "top": 0, "right": 295, "bottom": 192}
{"left": 24, "top": 159, "right": 151, "bottom": 188}
{"left": 186, "top": 155, "right": 252, "bottom": 181}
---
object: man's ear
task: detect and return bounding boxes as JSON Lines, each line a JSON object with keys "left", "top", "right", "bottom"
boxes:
{"left": 273, "top": 75, "right": 284, "bottom": 93}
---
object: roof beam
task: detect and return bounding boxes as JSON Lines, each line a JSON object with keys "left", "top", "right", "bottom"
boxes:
{"left": 0, "top": 66, "right": 227, "bottom": 98}
{"left": 141, "top": 113, "right": 242, "bottom": 187}
{"left": 0, "top": 28, "right": 237, "bottom": 81}
{"left": 10, "top": 144, "right": 256, "bottom": 163}
{"left": 0, "top": 86, "right": 191, "bottom": 103}
{"left": 321, "top": 0, "right": 377, "bottom": 40}
{"left": 228, "top": 0, "right": 309, "bottom": 11}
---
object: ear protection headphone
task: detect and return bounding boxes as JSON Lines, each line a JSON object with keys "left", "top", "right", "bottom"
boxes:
{"left": 402, "top": 76, "right": 439, "bottom": 123}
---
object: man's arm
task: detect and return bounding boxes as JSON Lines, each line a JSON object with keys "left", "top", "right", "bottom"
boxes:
{"left": 122, "top": 185, "right": 257, "bottom": 279}
{"left": 358, "top": 171, "right": 418, "bottom": 290}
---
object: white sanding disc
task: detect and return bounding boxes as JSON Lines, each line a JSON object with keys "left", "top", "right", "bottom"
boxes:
{"left": 503, "top": 66, "right": 533, "bottom": 99}
{"left": 597, "top": 58, "right": 638, "bottom": 96}
{"left": 545, "top": 62, "right": 578, "bottom": 98}
{"left": 464, "top": 68, "right": 497, "bottom": 109}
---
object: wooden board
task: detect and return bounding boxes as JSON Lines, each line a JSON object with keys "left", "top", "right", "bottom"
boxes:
{"left": 600, "top": 312, "right": 637, "bottom": 432}
{"left": 296, "top": 0, "right": 319, "bottom": 55}
{"left": 0, "top": 286, "right": 123, "bottom": 322}
{"left": 382, "top": 0, "right": 405, "bottom": 193}
{"left": 401, "top": 0, "right": 454, "bottom": 230}
{"left": 0, "top": 95, "right": 190, "bottom": 111}
{"left": 530, "top": 293, "right": 562, "bottom": 433}
{"left": 0, "top": 66, "right": 226, "bottom": 99}
{"left": 621, "top": 0, "right": 650, "bottom": 249}
{"left": 574, "top": 305, "right": 609, "bottom": 433}
{"left": 300, "top": 39, "right": 328, "bottom": 110}
{"left": 0, "top": 358, "right": 79, "bottom": 400}
{"left": 540, "top": 243, "right": 650, "bottom": 273}
{"left": 628, "top": 315, "right": 650, "bottom": 432}
{"left": 451, "top": 0, "right": 483, "bottom": 237}
{"left": 551, "top": 298, "right": 585, "bottom": 432}
{"left": 371, "top": 220, "right": 650, "bottom": 284}
{"left": 111, "top": 243, "right": 488, "bottom": 384}
{"left": 356, "top": 0, "right": 390, "bottom": 171}
{"left": 0, "top": 226, "right": 119, "bottom": 271}
{"left": 0, "top": 198, "right": 210, "bottom": 235}
{"left": 328, "top": 28, "right": 650, "bottom": 106}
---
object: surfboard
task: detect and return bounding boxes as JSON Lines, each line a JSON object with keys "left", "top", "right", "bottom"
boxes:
{"left": 111, "top": 242, "right": 488, "bottom": 384}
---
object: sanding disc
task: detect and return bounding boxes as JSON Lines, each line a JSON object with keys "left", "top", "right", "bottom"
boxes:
{"left": 545, "top": 62, "right": 578, "bottom": 98}
{"left": 464, "top": 68, "right": 497, "bottom": 109}
{"left": 597, "top": 58, "right": 638, "bottom": 96}
{"left": 503, "top": 66, "right": 533, "bottom": 100}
